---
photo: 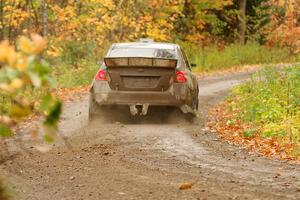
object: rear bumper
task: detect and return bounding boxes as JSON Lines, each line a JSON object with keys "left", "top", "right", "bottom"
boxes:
{"left": 94, "top": 90, "right": 185, "bottom": 106}
{"left": 91, "top": 82, "right": 186, "bottom": 106}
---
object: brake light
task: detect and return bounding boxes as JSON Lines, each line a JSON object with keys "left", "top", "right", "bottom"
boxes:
{"left": 95, "top": 69, "right": 107, "bottom": 81}
{"left": 175, "top": 70, "right": 187, "bottom": 83}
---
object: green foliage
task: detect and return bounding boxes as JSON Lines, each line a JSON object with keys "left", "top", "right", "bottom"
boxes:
{"left": 180, "top": 42, "right": 293, "bottom": 72}
{"left": 60, "top": 41, "right": 98, "bottom": 65}
{"left": 244, "top": 129, "right": 255, "bottom": 138}
{"left": 230, "top": 65, "right": 300, "bottom": 147}
{"left": 52, "top": 59, "right": 99, "bottom": 88}
{"left": 43, "top": 100, "right": 61, "bottom": 126}
{"left": 0, "top": 177, "right": 10, "bottom": 200}
{"left": 226, "top": 119, "right": 236, "bottom": 125}
{"left": 51, "top": 42, "right": 296, "bottom": 85}
{"left": 0, "top": 124, "right": 12, "bottom": 137}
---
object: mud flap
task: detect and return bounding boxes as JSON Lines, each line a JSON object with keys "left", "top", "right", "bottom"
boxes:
{"left": 180, "top": 104, "right": 194, "bottom": 114}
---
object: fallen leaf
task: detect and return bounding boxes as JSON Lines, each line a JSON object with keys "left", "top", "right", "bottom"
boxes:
{"left": 179, "top": 182, "right": 193, "bottom": 190}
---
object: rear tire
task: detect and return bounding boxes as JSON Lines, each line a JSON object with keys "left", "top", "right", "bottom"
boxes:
{"left": 185, "top": 113, "right": 197, "bottom": 124}
{"left": 193, "top": 87, "right": 199, "bottom": 111}
{"left": 88, "top": 93, "right": 99, "bottom": 121}
{"left": 186, "top": 89, "right": 199, "bottom": 123}
{"left": 193, "top": 96, "right": 199, "bottom": 111}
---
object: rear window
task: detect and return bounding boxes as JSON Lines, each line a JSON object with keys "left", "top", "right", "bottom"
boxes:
{"left": 109, "top": 48, "right": 176, "bottom": 59}
{"left": 104, "top": 57, "right": 177, "bottom": 68}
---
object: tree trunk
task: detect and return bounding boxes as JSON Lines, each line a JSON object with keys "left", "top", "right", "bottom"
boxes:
{"left": 238, "top": 0, "right": 246, "bottom": 44}
{"left": 30, "top": 0, "right": 40, "bottom": 32}
{"left": 0, "top": 0, "right": 4, "bottom": 40}
{"left": 40, "top": 0, "right": 48, "bottom": 37}
{"left": 75, "top": 0, "right": 82, "bottom": 15}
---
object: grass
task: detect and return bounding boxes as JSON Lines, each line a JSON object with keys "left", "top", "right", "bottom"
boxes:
{"left": 49, "top": 40, "right": 104, "bottom": 88}
{"left": 51, "top": 59, "right": 99, "bottom": 88}
{"left": 49, "top": 42, "right": 298, "bottom": 88}
{"left": 180, "top": 42, "right": 295, "bottom": 72}
{"left": 227, "top": 65, "right": 300, "bottom": 157}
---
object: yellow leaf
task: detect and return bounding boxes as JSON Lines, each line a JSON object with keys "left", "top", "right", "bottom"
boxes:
{"left": 0, "top": 41, "right": 10, "bottom": 63}
{"left": 179, "top": 183, "right": 193, "bottom": 190}
{"left": 0, "top": 83, "right": 14, "bottom": 93}
{"left": 7, "top": 50, "right": 19, "bottom": 68}
{"left": 16, "top": 57, "right": 28, "bottom": 71}
{"left": 10, "top": 104, "right": 31, "bottom": 119}
{"left": 10, "top": 78, "right": 23, "bottom": 89}
{"left": 19, "top": 36, "right": 34, "bottom": 54}
{"left": 31, "top": 34, "right": 48, "bottom": 54}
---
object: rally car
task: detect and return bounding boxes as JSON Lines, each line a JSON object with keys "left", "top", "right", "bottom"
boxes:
{"left": 89, "top": 39, "right": 199, "bottom": 119}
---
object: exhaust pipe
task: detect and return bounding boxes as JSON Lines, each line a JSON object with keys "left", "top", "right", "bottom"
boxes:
{"left": 141, "top": 104, "right": 149, "bottom": 116}
{"left": 129, "top": 104, "right": 138, "bottom": 116}
{"left": 129, "top": 104, "right": 149, "bottom": 116}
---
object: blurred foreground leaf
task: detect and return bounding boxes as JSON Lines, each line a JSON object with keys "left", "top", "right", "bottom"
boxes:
{"left": 0, "top": 34, "right": 61, "bottom": 140}
{"left": 0, "top": 124, "right": 12, "bottom": 137}
{"left": 44, "top": 100, "right": 62, "bottom": 127}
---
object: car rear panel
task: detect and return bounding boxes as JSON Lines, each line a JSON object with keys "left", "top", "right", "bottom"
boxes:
{"left": 92, "top": 81, "right": 188, "bottom": 106}
{"left": 90, "top": 42, "right": 197, "bottom": 114}
{"left": 104, "top": 57, "right": 177, "bottom": 92}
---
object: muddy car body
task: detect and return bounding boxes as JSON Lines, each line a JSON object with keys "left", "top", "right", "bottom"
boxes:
{"left": 89, "top": 40, "right": 199, "bottom": 118}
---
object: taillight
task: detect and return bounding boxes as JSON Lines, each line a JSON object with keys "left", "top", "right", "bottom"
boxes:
{"left": 175, "top": 70, "right": 187, "bottom": 83}
{"left": 95, "top": 69, "right": 107, "bottom": 81}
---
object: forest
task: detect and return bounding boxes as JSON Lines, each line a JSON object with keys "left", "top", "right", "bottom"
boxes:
{"left": 0, "top": 0, "right": 298, "bottom": 83}
{"left": 0, "top": 0, "right": 299, "bottom": 56}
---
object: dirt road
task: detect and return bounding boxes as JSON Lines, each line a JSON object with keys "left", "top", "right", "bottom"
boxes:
{"left": 1, "top": 72, "right": 300, "bottom": 200}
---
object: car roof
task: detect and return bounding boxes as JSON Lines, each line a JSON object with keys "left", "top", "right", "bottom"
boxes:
{"left": 111, "top": 42, "right": 177, "bottom": 50}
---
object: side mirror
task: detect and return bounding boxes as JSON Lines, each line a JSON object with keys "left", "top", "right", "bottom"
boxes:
{"left": 191, "top": 63, "right": 197, "bottom": 68}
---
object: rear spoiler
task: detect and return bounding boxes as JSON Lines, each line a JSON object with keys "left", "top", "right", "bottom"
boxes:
{"left": 104, "top": 57, "right": 177, "bottom": 68}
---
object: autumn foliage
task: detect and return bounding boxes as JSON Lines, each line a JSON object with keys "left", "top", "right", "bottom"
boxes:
{"left": 0, "top": 1, "right": 234, "bottom": 45}
{"left": 0, "top": 0, "right": 299, "bottom": 54}
{"left": 207, "top": 66, "right": 300, "bottom": 161}
{"left": 265, "top": 0, "right": 300, "bottom": 53}
{"left": 207, "top": 101, "right": 297, "bottom": 161}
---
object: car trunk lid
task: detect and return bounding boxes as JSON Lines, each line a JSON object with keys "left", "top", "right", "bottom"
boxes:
{"left": 104, "top": 57, "right": 177, "bottom": 91}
